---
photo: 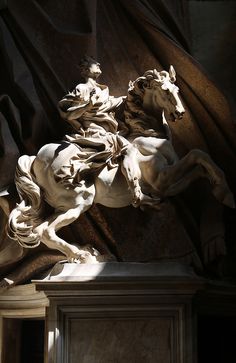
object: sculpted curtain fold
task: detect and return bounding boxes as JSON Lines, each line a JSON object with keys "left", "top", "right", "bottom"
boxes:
{"left": 0, "top": 0, "right": 235, "bottom": 284}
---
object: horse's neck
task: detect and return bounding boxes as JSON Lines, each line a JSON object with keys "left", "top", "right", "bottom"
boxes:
{"left": 125, "top": 93, "right": 166, "bottom": 139}
{"left": 142, "top": 92, "right": 163, "bottom": 119}
{"left": 143, "top": 106, "right": 162, "bottom": 122}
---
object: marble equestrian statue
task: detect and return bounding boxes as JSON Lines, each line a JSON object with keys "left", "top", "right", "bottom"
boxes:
{"left": 7, "top": 57, "right": 235, "bottom": 263}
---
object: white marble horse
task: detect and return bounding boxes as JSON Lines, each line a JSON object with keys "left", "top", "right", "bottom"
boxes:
{"left": 7, "top": 67, "right": 234, "bottom": 262}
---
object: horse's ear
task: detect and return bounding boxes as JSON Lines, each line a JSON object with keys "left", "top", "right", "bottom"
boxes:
{"left": 128, "top": 80, "right": 134, "bottom": 91}
{"left": 169, "top": 65, "right": 176, "bottom": 83}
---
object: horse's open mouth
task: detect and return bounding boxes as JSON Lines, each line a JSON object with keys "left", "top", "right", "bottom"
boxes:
{"left": 170, "top": 112, "right": 177, "bottom": 121}
{"left": 170, "top": 111, "right": 184, "bottom": 121}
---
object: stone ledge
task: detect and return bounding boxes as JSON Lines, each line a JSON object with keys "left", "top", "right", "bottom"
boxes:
{"left": 0, "top": 283, "right": 48, "bottom": 318}
{"left": 34, "top": 262, "right": 206, "bottom": 296}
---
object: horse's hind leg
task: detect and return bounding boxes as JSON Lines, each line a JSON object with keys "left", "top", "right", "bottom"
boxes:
{"left": 182, "top": 150, "right": 234, "bottom": 207}
{"left": 35, "top": 200, "right": 95, "bottom": 262}
{"left": 163, "top": 165, "right": 207, "bottom": 196}
{"left": 153, "top": 150, "right": 234, "bottom": 208}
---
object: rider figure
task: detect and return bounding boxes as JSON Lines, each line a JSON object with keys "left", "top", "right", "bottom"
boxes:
{"left": 58, "top": 56, "right": 145, "bottom": 206}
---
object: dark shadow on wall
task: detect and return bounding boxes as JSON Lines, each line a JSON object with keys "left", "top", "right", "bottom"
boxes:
{"left": 198, "top": 315, "right": 236, "bottom": 363}
{"left": 189, "top": 1, "right": 236, "bottom": 117}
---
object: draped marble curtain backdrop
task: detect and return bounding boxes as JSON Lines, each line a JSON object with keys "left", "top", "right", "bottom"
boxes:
{"left": 0, "top": 0, "right": 236, "bottom": 285}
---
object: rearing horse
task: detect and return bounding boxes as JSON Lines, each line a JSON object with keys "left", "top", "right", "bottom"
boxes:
{"left": 8, "top": 67, "right": 234, "bottom": 262}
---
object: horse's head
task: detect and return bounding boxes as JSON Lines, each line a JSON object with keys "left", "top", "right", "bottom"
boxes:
{"left": 130, "top": 66, "right": 185, "bottom": 122}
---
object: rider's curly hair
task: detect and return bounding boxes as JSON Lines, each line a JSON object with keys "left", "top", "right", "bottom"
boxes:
{"left": 78, "top": 55, "right": 99, "bottom": 79}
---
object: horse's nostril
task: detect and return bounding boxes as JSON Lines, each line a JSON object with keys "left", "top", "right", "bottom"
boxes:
{"left": 176, "top": 110, "right": 185, "bottom": 117}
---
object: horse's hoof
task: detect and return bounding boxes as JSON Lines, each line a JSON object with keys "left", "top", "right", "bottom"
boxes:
{"left": 79, "top": 251, "right": 99, "bottom": 264}
{"left": 0, "top": 278, "right": 13, "bottom": 290}
{"left": 67, "top": 253, "right": 97, "bottom": 264}
{"left": 66, "top": 245, "right": 101, "bottom": 264}
{"left": 223, "top": 192, "right": 235, "bottom": 209}
{"left": 213, "top": 184, "right": 235, "bottom": 208}
{"left": 131, "top": 188, "right": 143, "bottom": 208}
{"left": 138, "top": 195, "right": 162, "bottom": 210}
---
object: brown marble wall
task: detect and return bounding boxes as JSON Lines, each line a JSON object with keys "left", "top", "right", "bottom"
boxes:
{"left": 70, "top": 318, "right": 173, "bottom": 363}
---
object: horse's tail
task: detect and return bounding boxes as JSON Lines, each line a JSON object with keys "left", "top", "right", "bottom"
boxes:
{"left": 0, "top": 189, "right": 11, "bottom": 216}
{"left": 8, "top": 155, "right": 44, "bottom": 248}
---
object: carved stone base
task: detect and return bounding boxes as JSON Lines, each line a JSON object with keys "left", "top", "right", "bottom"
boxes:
{"left": 35, "top": 262, "right": 206, "bottom": 363}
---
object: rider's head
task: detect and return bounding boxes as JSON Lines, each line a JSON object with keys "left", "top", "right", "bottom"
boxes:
{"left": 79, "top": 56, "right": 102, "bottom": 80}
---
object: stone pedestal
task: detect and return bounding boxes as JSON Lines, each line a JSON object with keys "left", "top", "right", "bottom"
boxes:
{"left": 35, "top": 262, "right": 205, "bottom": 363}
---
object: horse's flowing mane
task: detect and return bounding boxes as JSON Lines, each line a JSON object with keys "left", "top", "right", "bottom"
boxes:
{"left": 124, "top": 69, "right": 170, "bottom": 140}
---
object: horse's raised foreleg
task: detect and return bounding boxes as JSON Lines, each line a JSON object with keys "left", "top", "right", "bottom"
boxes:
{"left": 121, "top": 145, "right": 149, "bottom": 207}
{"left": 153, "top": 149, "right": 234, "bottom": 208}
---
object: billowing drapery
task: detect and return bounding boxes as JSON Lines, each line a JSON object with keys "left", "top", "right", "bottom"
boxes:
{"left": 1, "top": 0, "right": 236, "bottom": 285}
